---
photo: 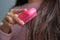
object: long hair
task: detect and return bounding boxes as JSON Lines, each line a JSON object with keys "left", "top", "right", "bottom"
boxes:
{"left": 24, "top": 0, "right": 60, "bottom": 40}
{"left": 14, "top": 0, "right": 60, "bottom": 40}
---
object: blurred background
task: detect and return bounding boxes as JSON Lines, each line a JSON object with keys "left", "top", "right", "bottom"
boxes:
{"left": 0, "top": 0, "right": 16, "bottom": 22}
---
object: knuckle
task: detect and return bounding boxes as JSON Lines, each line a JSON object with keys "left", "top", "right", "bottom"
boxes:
{"left": 6, "top": 13, "right": 11, "bottom": 16}
{"left": 10, "top": 9, "right": 15, "bottom": 12}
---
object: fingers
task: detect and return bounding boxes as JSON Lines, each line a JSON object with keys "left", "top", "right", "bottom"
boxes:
{"left": 5, "top": 8, "right": 26, "bottom": 25}
{"left": 14, "top": 14, "right": 24, "bottom": 25}
{"left": 2, "top": 19, "right": 13, "bottom": 28}
{"left": 4, "top": 16, "right": 15, "bottom": 24}
{"left": 7, "top": 13, "right": 24, "bottom": 25}
{"left": 10, "top": 9, "right": 27, "bottom": 14}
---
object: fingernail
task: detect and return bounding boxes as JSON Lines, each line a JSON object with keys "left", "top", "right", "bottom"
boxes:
{"left": 24, "top": 9, "right": 27, "bottom": 11}
{"left": 15, "top": 14, "right": 18, "bottom": 17}
{"left": 17, "top": 19, "right": 25, "bottom": 25}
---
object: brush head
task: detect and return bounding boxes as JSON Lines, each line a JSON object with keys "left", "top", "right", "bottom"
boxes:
{"left": 18, "top": 8, "right": 37, "bottom": 25}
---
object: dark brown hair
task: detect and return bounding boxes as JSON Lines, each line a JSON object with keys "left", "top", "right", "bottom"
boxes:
{"left": 13, "top": 0, "right": 60, "bottom": 40}
{"left": 24, "top": 0, "right": 60, "bottom": 40}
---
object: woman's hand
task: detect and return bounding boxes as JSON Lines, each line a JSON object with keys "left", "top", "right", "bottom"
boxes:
{"left": 0, "top": 9, "right": 26, "bottom": 33}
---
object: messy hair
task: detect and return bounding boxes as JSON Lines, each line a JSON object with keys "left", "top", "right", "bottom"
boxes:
{"left": 24, "top": 0, "right": 60, "bottom": 40}
{"left": 14, "top": 0, "right": 60, "bottom": 40}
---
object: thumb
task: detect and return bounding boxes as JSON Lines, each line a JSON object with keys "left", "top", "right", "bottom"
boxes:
{"left": 13, "top": 14, "right": 25, "bottom": 25}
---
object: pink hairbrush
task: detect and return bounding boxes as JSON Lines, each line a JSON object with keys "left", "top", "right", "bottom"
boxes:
{"left": 18, "top": 8, "right": 37, "bottom": 25}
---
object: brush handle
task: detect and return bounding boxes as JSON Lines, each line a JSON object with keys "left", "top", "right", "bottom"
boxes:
{"left": 18, "top": 8, "right": 37, "bottom": 25}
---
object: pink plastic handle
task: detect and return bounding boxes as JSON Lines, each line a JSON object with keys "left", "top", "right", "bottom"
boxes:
{"left": 18, "top": 8, "right": 37, "bottom": 25}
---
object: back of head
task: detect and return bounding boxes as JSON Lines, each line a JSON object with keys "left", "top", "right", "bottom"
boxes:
{"left": 24, "top": 0, "right": 60, "bottom": 40}
{"left": 11, "top": 0, "right": 60, "bottom": 40}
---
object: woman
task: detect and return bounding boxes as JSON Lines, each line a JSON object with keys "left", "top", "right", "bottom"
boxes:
{"left": 0, "top": 0, "right": 60, "bottom": 40}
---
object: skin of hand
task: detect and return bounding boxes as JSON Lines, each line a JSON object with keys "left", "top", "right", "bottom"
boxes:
{"left": 0, "top": 9, "right": 26, "bottom": 34}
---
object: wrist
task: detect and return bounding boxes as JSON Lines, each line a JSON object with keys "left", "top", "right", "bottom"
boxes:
{"left": 0, "top": 25, "right": 11, "bottom": 34}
